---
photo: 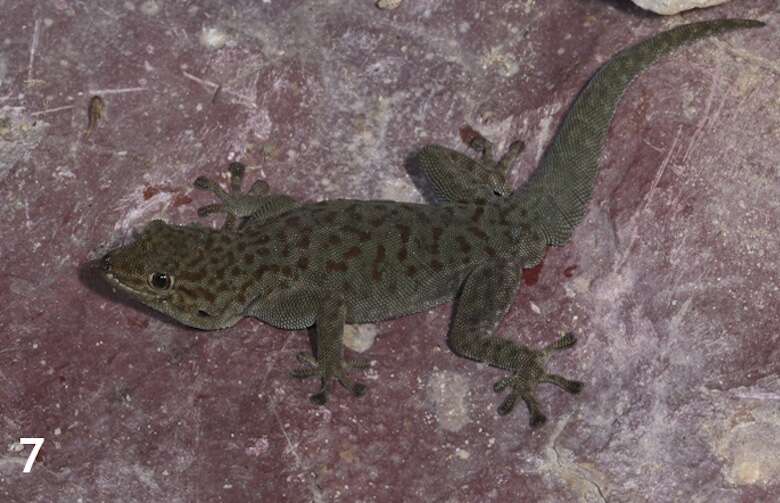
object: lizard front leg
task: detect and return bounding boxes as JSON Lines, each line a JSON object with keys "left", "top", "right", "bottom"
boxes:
{"left": 194, "top": 161, "right": 298, "bottom": 229}
{"left": 449, "top": 260, "right": 583, "bottom": 427}
{"left": 290, "top": 295, "right": 369, "bottom": 404}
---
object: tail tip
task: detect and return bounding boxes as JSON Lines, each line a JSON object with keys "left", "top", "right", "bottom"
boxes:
{"left": 725, "top": 18, "right": 765, "bottom": 29}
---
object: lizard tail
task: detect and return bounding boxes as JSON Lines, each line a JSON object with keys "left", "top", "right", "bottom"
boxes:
{"left": 512, "top": 18, "right": 764, "bottom": 246}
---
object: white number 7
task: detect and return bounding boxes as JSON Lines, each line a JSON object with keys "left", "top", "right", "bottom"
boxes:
{"left": 20, "top": 438, "right": 44, "bottom": 473}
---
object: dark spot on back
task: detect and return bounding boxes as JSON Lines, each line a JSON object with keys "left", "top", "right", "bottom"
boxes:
{"left": 413, "top": 210, "right": 431, "bottom": 224}
{"left": 372, "top": 244, "right": 386, "bottom": 281}
{"left": 252, "top": 234, "right": 270, "bottom": 245}
{"left": 455, "top": 236, "right": 471, "bottom": 253}
{"left": 343, "top": 246, "right": 362, "bottom": 259}
{"left": 375, "top": 244, "right": 386, "bottom": 263}
{"left": 325, "top": 260, "right": 348, "bottom": 273}
{"left": 396, "top": 224, "right": 411, "bottom": 243}
{"left": 347, "top": 206, "right": 364, "bottom": 221}
{"left": 341, "top": 225, "right": 371, "bottom": 242}
{"left": 468, "top": 226, "right": 488, "bottom": 240}
{"left": 396, "top": 224, "right": 411, "bottom": 261}
{"left": 429, "top": 226, "right": 443, "bottom": 255}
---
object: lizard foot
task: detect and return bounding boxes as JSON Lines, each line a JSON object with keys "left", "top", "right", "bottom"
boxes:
{"left": 468, "top": 134, "right": 525, "bottom": 165}
{"left": 194, "top": 161, "right": 269, "bottom": 229}
{"left": 492, "top": 332, "right": 583, "bottom": 427}
{"left": 290, "top": 352, "right": 369, "bottom": 405}
{"left": 465, "top": 132, "right": 525, "bottom": 196}
{"left": 194, "top": 161, "right": 296, "bottom": 229}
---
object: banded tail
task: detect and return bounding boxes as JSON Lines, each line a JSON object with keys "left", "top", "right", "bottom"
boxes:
{"left": 513, "top": 19, "right": 764, "bottom": 246}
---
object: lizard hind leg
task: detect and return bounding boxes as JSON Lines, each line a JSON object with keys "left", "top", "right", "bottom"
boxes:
{"left": 449, "top": 262, "right": 584, "bottom": 427}
{"left": 467, "top": 132, "right": 525, "bottom": 191}
{"left": 416, "top": 132, "right": 524, "bottom": 202}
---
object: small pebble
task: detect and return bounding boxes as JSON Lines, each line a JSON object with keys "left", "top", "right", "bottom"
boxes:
{"left": 376, "top": 0, "right": 402, "bottom": 10}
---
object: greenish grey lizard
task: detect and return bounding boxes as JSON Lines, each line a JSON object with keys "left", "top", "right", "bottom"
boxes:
{"left": 101, "top": 19, "right": 763, "bottom": 427}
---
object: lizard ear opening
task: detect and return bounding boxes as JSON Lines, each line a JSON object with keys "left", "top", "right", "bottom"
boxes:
{"left": 197, "top": 309, "right": 211, "bottom": 318}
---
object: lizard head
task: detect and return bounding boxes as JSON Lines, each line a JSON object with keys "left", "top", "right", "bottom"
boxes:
{"left": 101, "top": 220, "right": 245, "bottom": 330}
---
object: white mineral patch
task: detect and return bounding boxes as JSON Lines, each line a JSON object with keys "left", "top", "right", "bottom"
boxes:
{"left": 343, "top": 324, "right": 378, "bottom": 353}
{"left": 376, "top": 0, "right": 402, "bottom": 9}
{"left": 427, "top": 371, "right": 471, "bottom": 432}
{"left": 140, "top": 0, "right": 160, "bottom": 16}
{"left": 631, "top": 0, "right": 732, "bottom": 15}
{"left": 199, "top": 27, "right": 229, "bottom": 49}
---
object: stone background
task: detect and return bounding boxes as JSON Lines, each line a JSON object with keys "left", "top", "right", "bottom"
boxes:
{"left": 1, "top": 0, "right": 777, "bottom": 501}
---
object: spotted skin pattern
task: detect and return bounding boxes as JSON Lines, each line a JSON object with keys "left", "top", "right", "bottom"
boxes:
{"left": 102, "top": 20, "right": 762, "bottom": 427}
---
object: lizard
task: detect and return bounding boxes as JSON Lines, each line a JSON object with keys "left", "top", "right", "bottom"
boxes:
{"left": 101, "top": 19, "right": 763, "bottom": 427}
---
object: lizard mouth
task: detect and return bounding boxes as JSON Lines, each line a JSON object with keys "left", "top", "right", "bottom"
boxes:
{"left": 100, "top": 252, "right": 168, "bottom": 303}
{"left": 102, "top": 270, "right": 165, "bottom": 302}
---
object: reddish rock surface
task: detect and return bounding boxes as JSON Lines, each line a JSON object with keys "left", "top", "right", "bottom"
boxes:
{"left": 1, "top": 1, "right": 777, "bottom": 501}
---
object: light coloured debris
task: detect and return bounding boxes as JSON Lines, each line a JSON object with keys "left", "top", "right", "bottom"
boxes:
{"left": 631, "top": 0, "right": 732, "bottom": 15}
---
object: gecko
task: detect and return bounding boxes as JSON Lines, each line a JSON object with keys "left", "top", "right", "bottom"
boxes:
{"left": 101, "top": 19, "right": 763, "bottom": 427}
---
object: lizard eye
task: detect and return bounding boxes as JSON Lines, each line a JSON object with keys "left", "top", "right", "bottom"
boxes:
{"left": 148, "top": 272, "right": 174, "bottom": 290}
